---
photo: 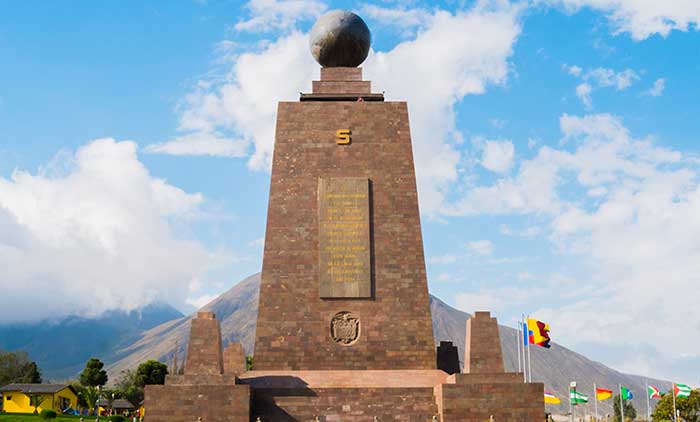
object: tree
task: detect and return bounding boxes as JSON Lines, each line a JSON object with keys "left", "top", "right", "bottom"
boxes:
{"left": 68, "top": 380, "right": 88, "bottom": 408}
{"left": 79, "top": 358, "right": 108, "bottom": 415}
{"left": 246, "top": 356, "right": 253, "bottom": 371}
{"left": 28, "top": 394, "right": 48, "bottom": 414}
{"left": 0, "top": 350, "right": 43, "bottom": 385}
{"left": 614, "top": 394, "right": 638, "bottom": 422}
{"left": 115, "top": 370, "right": 143, "bottom": 408}
{"left": 101, "top": 388, "right": 121, "bottom": 414}
{"left": 653, "top": 390, "right": 700, "bottom": 422}
{"left": 79, "top": 358, "right": 108, "bottom": 387}
{"left": 134, "top": 360, "right": 168, "bottom": 387}
{"left": 115, "top": 361, "right": 167, "bottom": 408}
{"left": 81, "top": 385, "right": 100, "bottom": 415}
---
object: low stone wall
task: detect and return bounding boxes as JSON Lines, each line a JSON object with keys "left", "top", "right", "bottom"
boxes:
{"left": 144, "top": 384, "right": 250, "bottom": 422}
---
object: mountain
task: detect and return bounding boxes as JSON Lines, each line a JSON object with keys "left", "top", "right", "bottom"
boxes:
{"left": 106, "top": 273, "right": 670, "bottom": 415}
{"left": 0, "top": 303, "right": 183, "bottom": 380}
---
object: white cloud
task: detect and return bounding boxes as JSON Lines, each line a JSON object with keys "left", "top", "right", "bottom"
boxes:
{"left": 644, "top": 78, "right": 666, "bottom": 97}
{"left": 429, "top": 254, "right": 458, "bottom": 265}
{"left": 365, "top": 4, "right": 523, "bottom": 216}
{"left": 161, "top": 31, "right": 318, "bottom": 171}
{"left": 145, "top": 131, "right": 248, "bottom": 157}
{"left": 499, "top": 224, "right": 541, "bottom": 237}
{"left": 466, "top": 239, "right": 494, "bottom": 255}
{"left": 234, "top": 0, "right": 327, "bottom": 33}
{"left": 575, "top": 83, "right": 593, "bottom": 108}
{"left": 360, "top": 4, "right": 431, "bottom": 35}
{"left": 479, "top": 139, "right": 515, "bottom": 173}
{"left": 185, "top": 293, "right": 219, "bottom": 309}
{"left": 568, "top": 66, "right": 639, "bottom": 108}
{"left": 450, "top": 113, "right": 700, "bottom": 380}
{"left": 565, "top": 64, "right": 582, "bottom": 77}
{"left": 587, "top": 67, "right": 639, "bottom": 90}
{"left": 0, "top": 139, "right": 230, "bottom": 322}
{"left": 542, "top": 0, "right": 700, "bottom": 40}
{"left": 151, "top": 2, "right": 523, "bottom": 217}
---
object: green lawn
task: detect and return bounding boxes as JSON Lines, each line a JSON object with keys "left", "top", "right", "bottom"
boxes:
{"left": 0, "top": 413, "right": 98, "bottom": 422}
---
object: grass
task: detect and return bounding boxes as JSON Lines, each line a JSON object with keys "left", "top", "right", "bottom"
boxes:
{"left": 0, "top": 413, "right": 99, "bottom": 422}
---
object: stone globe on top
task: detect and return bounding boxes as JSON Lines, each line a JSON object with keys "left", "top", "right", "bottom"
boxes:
{"left": 309, "top": 10, "right": 371, "bottom": 68}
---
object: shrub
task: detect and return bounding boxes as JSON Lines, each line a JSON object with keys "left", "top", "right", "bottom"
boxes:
{"left": 109, "top": 415, "right": 126, "bottom": 422}
{"left": 40, "top": 409, "right": 57, "bottom": 420}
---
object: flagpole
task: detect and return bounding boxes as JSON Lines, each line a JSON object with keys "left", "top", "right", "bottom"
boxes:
{"left": 646, "top": 381, "right": 650, "bottom": 422}
{"left": 594, "top": 383, "right": 599, "bottom": 422}
{"left": 620, "top": 384, "right": 625, "bottom": 422}
{"left": 517, "top": 319, "right": 522, "bottom": 375}
{"left": 672, "top": 383, "right": 677, "bottom": 422}
{"left": 569, "top": 385, "right": 574, "bottom": 422}
{"left": 526, "top": 315, "right": 532, "bottom": 382}
{"left": 521, "top": 315, "right": 528, "bottom": 383}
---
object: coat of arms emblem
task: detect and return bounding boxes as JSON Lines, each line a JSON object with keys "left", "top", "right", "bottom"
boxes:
{"left": 330, "top": 311, "right": 360, "bottom": 345}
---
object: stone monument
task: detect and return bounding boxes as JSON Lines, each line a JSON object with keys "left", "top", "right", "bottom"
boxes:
{"left": 145, "top": 9, "right": 544, "bottom": 422}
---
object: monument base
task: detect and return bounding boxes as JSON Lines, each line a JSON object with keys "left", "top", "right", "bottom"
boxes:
{"left": 436, "top": 373, "right": 544, "bottom": 422}
{"left": 144, "top": 383, "right": 250, "bottom": 422}
{"left": 241, "top": 370, "right": 446, "bottom": 421}
{"left": 239, "top": 369, "right": 543, "bottom": 422}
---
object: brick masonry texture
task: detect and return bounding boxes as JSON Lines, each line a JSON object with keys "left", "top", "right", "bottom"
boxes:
{"left": 253, "top": 84, "right": 436, "bottom": 370}
{"left": 224, "top": 342, "right": 247, "bottom": 375}
{"left": 432, "top": 312, "right": 545, "bottom": 422}
{"left": 145, "top": 384, "right": 250, "bottom": 422}
{"left": 252, "top": 387, "right": 438, "bottom": 422}
{"left": 145, "top": 313, "right": 251, "bottom": 422}
{"left": 186, "top": 311, "right": 224, "bottom": 375}
{"left": 465, "top": 311, "right": 505, "bottom": 374}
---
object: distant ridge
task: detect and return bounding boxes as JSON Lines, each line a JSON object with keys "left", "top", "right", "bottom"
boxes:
{"left": 0, "top": 303, "right": 183, "bottom": 380}
{"left": 0, "top": 271, "right": 668, "bottom": 414}
{"left": 106, "top": 273, "right": 670, "bottom": 414}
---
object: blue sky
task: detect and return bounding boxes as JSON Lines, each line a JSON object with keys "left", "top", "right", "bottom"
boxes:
{"left": 2, "top": 0, "right": 700, "bottom": 383}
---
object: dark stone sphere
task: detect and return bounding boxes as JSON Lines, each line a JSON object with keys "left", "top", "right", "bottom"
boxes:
{"left": 309, "top": 10, "right": 371, "bottom": 68}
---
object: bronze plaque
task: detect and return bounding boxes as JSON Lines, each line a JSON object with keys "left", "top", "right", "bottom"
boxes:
{"left": 318, "top": 177, "right": 371, "bottom": 298}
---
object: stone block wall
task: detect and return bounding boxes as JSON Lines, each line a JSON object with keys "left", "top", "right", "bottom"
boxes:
{"left": 254, "top": 71, "right": 436, "bottom": 370}
{"left": 144, "top": 384, "right": 249, "bottom": 422}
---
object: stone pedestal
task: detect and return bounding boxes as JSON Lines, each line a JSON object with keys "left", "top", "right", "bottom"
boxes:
{"left": 434, "top": 312, "right": 544, "bottom": 422}
{"left": 144, "top": 312, "right": 249, "bottom": 422}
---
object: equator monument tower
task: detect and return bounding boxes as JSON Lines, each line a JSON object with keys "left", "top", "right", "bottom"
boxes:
{"left": 145, "top": 10, "right": 544, "bottom": 422}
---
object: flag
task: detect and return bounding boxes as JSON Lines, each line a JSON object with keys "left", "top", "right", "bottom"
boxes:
{"left": 621, "top": 386, "right": 633, "bottom": 400}
{"left": 675, "top": 384, "right": 692, "bottom": 398}
{"left": 570, "top": 390, "right": 588, "bottom": 404}
{"left": 522, "top": 322, "right": 530, "bottom": 346}
{"left": 648, "top": 385, "right": 662, "bottom": 399}
{"left": 527, "top": 318, "right": 551, "bottom": 348}
{"left": 596, "top": 388, "right": 613, "bottom": 401}
{"left": 544, "top": 391, "right": 561, "bottom": 404}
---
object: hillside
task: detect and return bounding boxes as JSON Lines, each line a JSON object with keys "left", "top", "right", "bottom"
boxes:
{"left": 106, "top": 273, "right": 670, "bottom": 415}
{"left": 0, "top": 303, "right": 183, "bottom": 380}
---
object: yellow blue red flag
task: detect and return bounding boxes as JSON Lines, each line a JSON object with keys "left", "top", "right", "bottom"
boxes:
{"left": 527, "top": 318, "right": 551, "bottom": 348}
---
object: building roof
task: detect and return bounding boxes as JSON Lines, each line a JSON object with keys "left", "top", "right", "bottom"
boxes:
{"left": 97, "top": 398, "right": 136, "bottom": 409}
{"left": 0, "top": 384, "right": 75, "bottom": 394}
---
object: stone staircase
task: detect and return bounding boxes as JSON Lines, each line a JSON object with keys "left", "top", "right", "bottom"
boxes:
{"left": 252, "top": 387, "right": 439, "bottom": 422}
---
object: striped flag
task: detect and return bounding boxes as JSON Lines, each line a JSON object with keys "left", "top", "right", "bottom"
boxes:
{"left": 648, "top": 385, "right": 662, "bottom": 399}
{"left": 544, "top": 391, "right": 561, "bottom": 404}
{"left": 570, "top": 390, "right": 589, "bottom": 404}
{"left": 596, "top": 388, "right": 613, "bottom": 401}
{"left": 675, "top": 384, "right": 692, "bottom": 398}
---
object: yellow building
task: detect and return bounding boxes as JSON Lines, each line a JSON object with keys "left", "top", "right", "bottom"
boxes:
{"left": 0, "top": 384, "right": 77, "bottom": 414}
